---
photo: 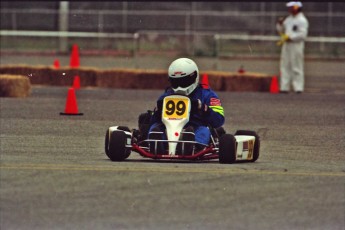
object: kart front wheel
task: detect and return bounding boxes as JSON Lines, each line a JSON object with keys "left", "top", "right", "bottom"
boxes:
{"left": 218, "top": 134, "right": 236, "bottom": 164}
{"left": 105, "top": 130, "right": 131, "bottom": 161}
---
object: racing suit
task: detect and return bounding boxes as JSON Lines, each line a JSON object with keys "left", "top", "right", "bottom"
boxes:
{"left": 276, "top": 12, "right": 309, "bottom": 92}
{"left": 149, "top": 85, "right": 225, "bottom": 145}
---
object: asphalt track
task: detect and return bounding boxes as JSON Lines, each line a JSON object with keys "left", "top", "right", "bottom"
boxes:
{"left": 1, "top": 82, "right": 345, "bottom": 230}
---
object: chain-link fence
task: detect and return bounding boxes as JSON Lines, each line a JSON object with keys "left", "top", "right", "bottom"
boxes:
{"left": 1, "top": 2, "right": 344, "bottom": 59}
{"left": 1, "top": 2, "right": 345, "bottom": 35}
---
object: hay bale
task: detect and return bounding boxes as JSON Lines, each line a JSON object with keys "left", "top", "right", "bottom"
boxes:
{"left": 0, "top": 65, "right": 97, "bottom": 87}
{"left": 134, "top": 70, "right": 170, "bottom": 89}
{"left": 0, "top": 65, "right": 273, "bottom": 92}
{"left": 205, "top": 71, "right": 272, "bottom": 92}
{"left": 95, "top": 69, "right": 170, "bottom": 89}
{"left": 221, "top": 73, "right": 270, "bottom": 92}
{"left": 0, "top": 74, "right": 31, "bottom": 97}
{"left": 96, "top": 69, "right": 135, "bottom": 88}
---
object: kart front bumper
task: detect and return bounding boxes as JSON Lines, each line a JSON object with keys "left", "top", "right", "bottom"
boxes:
{"left": 131, "top": 144, "right": 218, "bottom": 161}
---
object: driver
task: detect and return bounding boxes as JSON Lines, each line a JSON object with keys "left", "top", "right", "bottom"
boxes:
{"left": 149, "top": 57, "right": 225, "bottom": 152}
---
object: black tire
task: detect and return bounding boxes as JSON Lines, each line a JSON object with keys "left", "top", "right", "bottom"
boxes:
{"left": 105, "top": 126, "right": 131, "bottom": 158}
{"left": 105, "top": 129, "right": 110, "bottom": 156}
{"left": 106, "top": 130, "right": 130, "bottom": 161}
{"left": 234, "top": 130, "right": 260, "bottom": 162}
{"left": 117, "top": 126, "right": 131, "bottom": 132}
{"left": 117, "top": 126, "right": 132, "bottom": 159}
{"left": 215, "top": 127, "right": 226, "bottom": 138}
{"left": 219, "top": 134, "right": 237, "bottom": 164}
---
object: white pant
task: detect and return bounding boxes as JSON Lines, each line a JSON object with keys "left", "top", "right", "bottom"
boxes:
{"left": 280, "top": 42, "right": 305, "bottom": 92}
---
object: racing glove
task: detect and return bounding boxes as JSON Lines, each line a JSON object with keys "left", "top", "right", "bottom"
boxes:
{"left": 276, "top": 17, "right": 285, "bottom": 25}
{"left": 157, "top": 99, "right": 163, "bottom": 111}
{"left": 150, "top": 99, "right": 163, "bottom": 123}
{"left": 191, "top": 99, "right": 210, "bottom": 116}
{"left": 276, "top": 33, "right": 290, "bottom": 46}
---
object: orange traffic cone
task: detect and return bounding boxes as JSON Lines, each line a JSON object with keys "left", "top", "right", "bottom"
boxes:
{"left": 201, "top": 74, "right": 210, "bottom": 89}
{"left": 72, "top": 75, "right": 80, "bottom": 90}
{"left": 270, "top": 76, "right": 280, "bottom": 94}
{"left": 70, "top": 44, "right": 80, "bottom": 68}
{"left": 53, "top": 59, "right": 60, "bottom": 69}
{"left": 60, "top": 87, "right": 83, "bottom": 115}
{"left": 238, "top": 65, "right": 245, "bottom": 74}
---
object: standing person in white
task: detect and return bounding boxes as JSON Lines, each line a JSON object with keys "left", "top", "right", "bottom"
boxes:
{"left": 276, "top": 1, "right": 309, "bottom": 93}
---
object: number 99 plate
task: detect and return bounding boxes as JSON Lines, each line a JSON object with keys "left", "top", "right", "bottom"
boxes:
{"left": 163, "top": 96, "right": 190, "bottom": 119}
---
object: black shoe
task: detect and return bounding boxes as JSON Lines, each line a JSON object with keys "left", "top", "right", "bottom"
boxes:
{"left": 176, "top": 126, "right": 195, "bottom": 155}
{"left": 148, "top": 127, "right": 166, "bottom": 154}
{"left": 296, "top": 91, "right": 303, "bottom": 94}
{"left": 279, "top": 90, "right": 289, "bottom": 94}
{"left": 195, "top": 144, "right": 206, "bottom": 152}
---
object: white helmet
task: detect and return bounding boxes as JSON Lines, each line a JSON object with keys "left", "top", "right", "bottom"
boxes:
{"left": 168, "top": 58, "right": 199, "bottom": 96}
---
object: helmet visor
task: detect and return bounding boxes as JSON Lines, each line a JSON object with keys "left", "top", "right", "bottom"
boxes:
{"left": 169, "top": 71, "right": 198, "bottom": 89}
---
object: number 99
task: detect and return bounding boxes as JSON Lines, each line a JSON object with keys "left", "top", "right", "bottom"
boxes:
{"left": 165, "top": 100, "right": 186, "bottom": 116}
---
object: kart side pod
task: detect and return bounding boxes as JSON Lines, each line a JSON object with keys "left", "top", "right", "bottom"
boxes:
{"left": 219, "top": 130, "right": 260, "bottom": 164}
{"left": 234, "top": 135, "right": 256, "bottom": 161}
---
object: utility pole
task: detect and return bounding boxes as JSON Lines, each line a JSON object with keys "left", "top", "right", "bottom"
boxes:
{"left": 191, "top": 2, "right": 196, "bottom": 56}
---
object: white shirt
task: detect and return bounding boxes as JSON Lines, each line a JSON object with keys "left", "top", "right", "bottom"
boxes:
{"left": 276, "top": 12, "right": 309, "bottom": 42}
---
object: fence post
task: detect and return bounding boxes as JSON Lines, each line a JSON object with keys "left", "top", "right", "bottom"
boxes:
{"left": 133, "top": 33, "right": 139, "bottom": 69}
{"left": 214, "top": 34, "right": 220, "bottom": 71}
{"left": 58, "top": 1, "right": 69, "bottom": 54}
{"left": 185, "top": 13, "right": 191, "bottom": 55}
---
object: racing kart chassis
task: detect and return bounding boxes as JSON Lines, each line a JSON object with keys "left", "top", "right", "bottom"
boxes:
{"left": 105, "top": 125, "right": 260, "bottom": 164}
{"left": 105, "top": 95, "right": 260, "bottom": 164}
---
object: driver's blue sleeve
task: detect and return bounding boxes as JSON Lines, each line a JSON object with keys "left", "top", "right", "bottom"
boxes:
{"left": 191, "top": 88, "right": 225, "bottom": 128}
{"left": 204, "top": 91, "right": 225, "bottom": 128}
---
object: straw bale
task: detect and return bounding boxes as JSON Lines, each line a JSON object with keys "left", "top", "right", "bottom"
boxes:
{"left": 0, "top": 74, "right": 31, "bottom": 97}
{"left": 0, "top": 65, "right": 272, "bottom": 92}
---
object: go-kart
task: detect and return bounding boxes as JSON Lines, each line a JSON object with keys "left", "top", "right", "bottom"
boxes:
{"left": 105, "top": 94, "right": 260, "bottom": 164}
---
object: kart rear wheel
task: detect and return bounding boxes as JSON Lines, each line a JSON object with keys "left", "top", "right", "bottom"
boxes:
{"left": 215, "top": 127, "right": 226, "bottom": 138}
{"left": 235, "top": 130, "right": 260, "bottom": 162}
{"left": 105, "top": 129, "right": 110, "bottom": 156}
{"left": 106, "top": 130, "right": 130, "bottom": 161}
{"left": 105, "top": 126, "right": 130, "bottom": 157}
{"left": 219, "top": 134, "right": 236, "bottom": 164}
